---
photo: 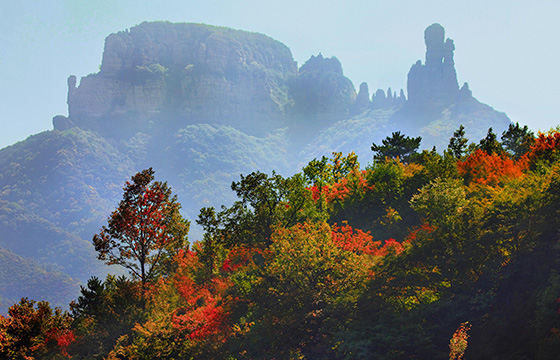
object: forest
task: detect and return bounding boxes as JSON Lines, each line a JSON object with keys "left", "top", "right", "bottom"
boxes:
{"left": 2, "top": 123, "right": 560, "bottom": 359}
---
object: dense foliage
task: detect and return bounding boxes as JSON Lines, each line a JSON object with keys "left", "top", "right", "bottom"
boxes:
{"left": 3, "top": 125, "right": 560, "bottom": 359}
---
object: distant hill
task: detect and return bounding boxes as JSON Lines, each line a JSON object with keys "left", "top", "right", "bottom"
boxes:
{"left": 0, "top": 22, "right": 510, "bottom": 311}
{"left": 0, "top": 248, "right": 79, "bottom": 313}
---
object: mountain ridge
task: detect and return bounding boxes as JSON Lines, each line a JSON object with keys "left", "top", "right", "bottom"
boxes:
{"left": 0, "top": 21, "right": 510, "bottom": 313}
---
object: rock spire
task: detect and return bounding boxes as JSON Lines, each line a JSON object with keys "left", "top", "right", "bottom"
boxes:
{"left": 407, "top": 23, "right": 463, "bottom": 109}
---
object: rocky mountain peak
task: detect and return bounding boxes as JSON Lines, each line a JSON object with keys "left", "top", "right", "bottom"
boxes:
{"left": 288, "top": 54, "right": 356, "bottom": 123}
{"left": 407, "top": 23, "right": 461, "bottom": 109}
{"left": 298, "top": 53, "right": 344, "bottom": 75}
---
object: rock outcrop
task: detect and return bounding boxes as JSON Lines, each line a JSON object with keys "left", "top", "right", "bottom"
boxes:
{"left": 304, "top": 23, "right": 511, "bottom": 160}
{"left": 351, "top": 82, "right": 371, "bottom": 115}
{"left": 64, "top": 22, "right": 298, "bottom": 136}
{"left": 393, "top": 23, "right": 510, "bottom": 145}
{"left": 288, "top": 54, "right": 356, "bottom": 122}
{"left": 406, "top": 23, "right": 461, "bottom": 110}
{"left": 371, "top": 87, "right": 406, "bottom": 110}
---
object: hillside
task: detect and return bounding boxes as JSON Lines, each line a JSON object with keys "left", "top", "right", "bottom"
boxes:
{"left": 0, "top": 22, "right": 511, "bottom": 312}
{"left": 2, "top": 125, "right": 559, "bottom": 359}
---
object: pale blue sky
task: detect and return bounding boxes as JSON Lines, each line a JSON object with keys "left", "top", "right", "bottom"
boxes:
{"left": 1, "top": 0, "right": 558, "bottom": 149}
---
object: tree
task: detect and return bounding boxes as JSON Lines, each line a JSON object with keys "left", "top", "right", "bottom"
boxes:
{"left": 197, "top": 171, "right": 311, "bottom": 250}
{"left": 479, "top": 127, "right": 503, "bottom": 155}
{"left": 448, "top": 125, "right": 469, "bottom": 158}
{"left": 501, "top": 122, "right": 535, "bottom": 159}
{"left": 68, "top": 275, "right": 144, "bottom": 358}
{"left": 243, "top": 221, "right": 368, "bottom": 358}
{"left": 93, "top": 168, "right": 190, "bottom": 289}
{"left": 0, "top": 298, "right": 74, "bottom": 359}
{"left": 371, "top": 131, "right": 422, "bottom": 163}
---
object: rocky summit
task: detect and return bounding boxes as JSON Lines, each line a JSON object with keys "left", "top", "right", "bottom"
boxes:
{"left": 61, "top": 22, "right": 298, "bottom": 137}
{"left": 407, "top": 23, "right": 460, "bottom": 109}
{"left": 1, "top": 22, "right": 511, "bottom": 312}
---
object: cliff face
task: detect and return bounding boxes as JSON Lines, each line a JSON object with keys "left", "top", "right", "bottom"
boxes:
{"left": 65, "top": 22, "right": 298, "bottom": 135}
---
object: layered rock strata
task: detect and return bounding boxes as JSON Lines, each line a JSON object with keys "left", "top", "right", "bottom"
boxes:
{"left": 64, "top": 22, "right": 298, "bottom": 135}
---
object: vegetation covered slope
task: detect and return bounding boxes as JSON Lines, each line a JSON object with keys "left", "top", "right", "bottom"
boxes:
{"left": 3, "top": 125, "right": 560, "bottom": 359}
{"left": 0, "top": 249, "right": 78, "bottom": 313}
{"left": 0, "top": 22, "right": 512, "bottom": 319}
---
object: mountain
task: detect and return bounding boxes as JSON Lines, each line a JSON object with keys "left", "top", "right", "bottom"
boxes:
{"left": 0, "top": 21, "right": 510, "bottom": 312}
{"left": 302, "top": 23, "right": 510, "bottom": 161}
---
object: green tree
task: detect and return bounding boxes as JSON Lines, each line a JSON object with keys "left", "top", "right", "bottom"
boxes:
{"left": 197, "top": 171, "right": 312, "bottom": 250}
{"left": 501, "top": 122, "right": 535, "bottom": 159}
{"left": 479, "top": 127, "right": 503, "bottom": 155}
{"left": 243, "top": 222, "right": 368, "bottom": 358}
{"left": 371, "top": 131, "right": 422, "bottom": 163}
{"left": 68, "top": 275, "right": 144, "bottom": 359}
{"left": 93, "top": 168, "right": 190, "bottom": 290}
{"left": 448, "top": 125, "right": 469, "bottom": 158}
{"left": 409, "top": 177, "right": 467, "bottom": 227}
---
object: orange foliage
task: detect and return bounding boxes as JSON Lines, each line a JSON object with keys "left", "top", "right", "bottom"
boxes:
{"left": 457, "top": 149, "right": 527, "bottom": 185}
{"left": 308, "top": 169, "right": 374, "bottom": 205}
{"left": 377, "top": 238, "right": 405, "bottom": 257}
{"left": 405, "top": 222, "right": 436, "bottom": 243}
{"left": 325, "top": 178, "right": 351, "bottom": 203}
{"left": 528, "top": 130, "right": 560, "bottom": 163}
{"left": 172, "top": 250, "right": 233, "bottom": 341}
{"left": 331, "top": 222, "right": 380, "bottom": 255}
{"left": 331, "top": 222, "right": 404, "bottom": 257}
{"left": 221, "top": 246, "right": 263, "bottom": 273}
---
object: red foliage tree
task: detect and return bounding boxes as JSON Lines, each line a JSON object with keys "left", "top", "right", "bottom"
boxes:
{"left": 331, "top": 222, "right": 404, "bottom": 257}
{"left": 527, "top": 130, "right": 560, "bottom": 164}
{"left": 457, "top": 149, "right": 527, "bottom": 186}
{"left": 171, "top": 249, "right": 233, "bottom": 342}
{"left": 331, "top": 222, "right": 380, "bottom": 255}
{"left": 93, "top": 168, "right": 190, "bottom": 290}
{"left": 0, "top": 298, "right": 74, "bottom": 359}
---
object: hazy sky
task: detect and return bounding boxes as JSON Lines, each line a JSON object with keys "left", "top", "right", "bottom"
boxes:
{"left": 1, "top": 0, "right": 558, "bottom": 149}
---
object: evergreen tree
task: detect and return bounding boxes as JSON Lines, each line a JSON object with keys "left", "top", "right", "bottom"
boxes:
{"left": 448, "top": 124, "right": 469, "bottom": 158}
{"left": 501, "top": 122, "right": 535, "bottom": 159}
{"left": 371, "top": 131, "right": 422, "bottom": 163}
{"left": 479, "top": 127, "right": 503, "bottom": 155}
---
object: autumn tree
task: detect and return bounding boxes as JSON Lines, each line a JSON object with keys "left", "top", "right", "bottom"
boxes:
{"left": 371, "top": 131, "right": 422, "bottom": 163}
{"left": 242, "top": 222, "right": 369, "bottom": 358}
{"left": 302, "top": 151, "right": 359, "bottom": 214}
{"left": 527, "top": 128, "right": 560, "bottom": 165}
{"left": 0, "top": 298, "right": 74, "bottom": 359}
{"left": 93, "top": 168, "right": 190, "bottom": 289}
